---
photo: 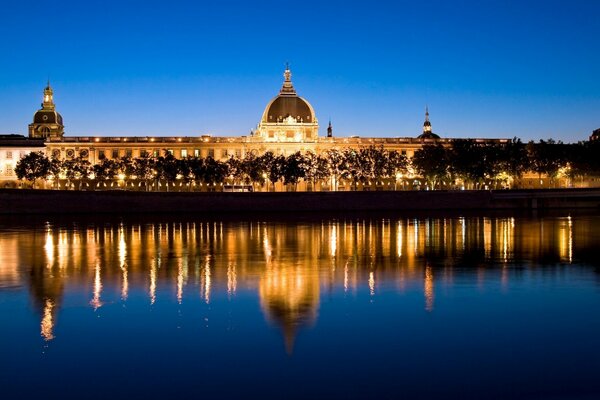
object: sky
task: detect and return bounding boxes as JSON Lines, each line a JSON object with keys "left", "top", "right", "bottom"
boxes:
{"left": 0, "top": 0, "right": 598, "bottom": 142}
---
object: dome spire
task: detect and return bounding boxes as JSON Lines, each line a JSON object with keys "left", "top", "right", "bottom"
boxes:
{"left": 42, "top": 80, "right": 55, "bottom": 110}
{"left": 280, "top": 63, "right": 296, "bottom": 96}
{"left": 423, "top": 105, "right": 431, "bottom": 134}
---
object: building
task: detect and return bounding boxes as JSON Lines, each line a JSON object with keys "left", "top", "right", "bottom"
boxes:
{"left": 1, "top": 66, "right": 594, "bottom": 190}
{"left": 0, "top": 135, "right": 45, "bottom": 187}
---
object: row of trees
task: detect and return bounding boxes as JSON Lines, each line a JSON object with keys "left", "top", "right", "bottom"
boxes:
{"left": 14, "top": 139, "right": 600, "bottom": 191}
{"left": 15, "top": 147, "right": 409, "bottom": 191}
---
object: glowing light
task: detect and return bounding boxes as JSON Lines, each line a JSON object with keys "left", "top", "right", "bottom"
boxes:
{"left": 424, "top": 266, "right": 434, "bottom": 312}
{"left": 369, "top": 271, "right": 375, "bottom": 296}
{"left": 150, "top": 259, "right": 157, "bottom": 305}
{"left": 90, "top": 261, "right": 103, "bottom": 310}
{"left": 40, "top": 299, "right": 55, "bottom": 341}
{"left": 330, "top": 224, "right": 337, "bottom": 257}
{"left": 227, "top": 262, "right": 237, "bottom": 297}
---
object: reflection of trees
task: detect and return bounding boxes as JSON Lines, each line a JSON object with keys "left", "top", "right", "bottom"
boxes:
{"left": 3, "top": 214, "right": 600, "bottom": 346}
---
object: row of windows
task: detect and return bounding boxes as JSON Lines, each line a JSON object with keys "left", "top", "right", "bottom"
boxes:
{"left": 49, "top": 147, "right": 413, "bottom": 160}
{"left": 0, "top": 151, "right": 26, "bottom": 160}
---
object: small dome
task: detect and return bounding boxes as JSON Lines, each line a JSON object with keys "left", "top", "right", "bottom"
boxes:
{"left": 418, "top": 131, "right": 440, "bottom": 139}
{"left": 33, "top": 109, "right": 63, "bottom": 125}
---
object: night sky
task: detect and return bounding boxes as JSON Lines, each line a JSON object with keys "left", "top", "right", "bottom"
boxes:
{"left": 0, "top": 0, "right": 598, "bottom": 142}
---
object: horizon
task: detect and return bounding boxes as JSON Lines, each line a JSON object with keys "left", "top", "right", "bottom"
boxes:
{"left": 0, "top": 0, "right": 598, "bottom": 142}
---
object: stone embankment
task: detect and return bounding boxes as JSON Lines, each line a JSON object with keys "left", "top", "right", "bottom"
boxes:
{"left": 1, "top": 188, "right": 600, "bottom": 215}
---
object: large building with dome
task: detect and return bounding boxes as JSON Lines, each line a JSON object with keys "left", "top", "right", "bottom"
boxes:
{"left": 0, "top": 66, "right": 596, "bottom": 189}
{"left": 27, "top": 66, "right": 501, "bottom": 165}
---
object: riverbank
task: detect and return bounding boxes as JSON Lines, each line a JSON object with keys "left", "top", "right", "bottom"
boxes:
{"left": 1, "top": 188, "right": 600, "bottom": 214}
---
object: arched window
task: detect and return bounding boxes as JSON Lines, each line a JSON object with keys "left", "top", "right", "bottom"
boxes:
{"left": 41, "top": 127, "right": 51, "bottom": 138}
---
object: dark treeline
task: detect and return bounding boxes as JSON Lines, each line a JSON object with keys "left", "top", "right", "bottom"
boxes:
{"left": 14, "top": 138, "right": 600, "bottom": 191}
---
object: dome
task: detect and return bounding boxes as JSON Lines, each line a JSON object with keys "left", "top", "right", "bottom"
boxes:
{"left": 260, "top": 67, "right": 316, "bottom": 125}
{"left": 33, "top": 109, "right": 63, "bottom": 125}
{"left": 418, "top": 131, "right": 440, "bottom": 139}
{"left": 263, "top": 95, "right": 314, "bottom": 124}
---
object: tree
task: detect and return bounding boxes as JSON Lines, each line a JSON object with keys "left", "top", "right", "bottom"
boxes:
{"left": 412, "top": 144, "right": 450, "bottom": 189}
{"left": 283, "top": 152, "right": 306, "bottom": 190}
{"left": 202, "top": 156, "right": 229, "bottom": 188}
{"left": 60, "top": 156, "right": 91, "bottom": 190}
{"left": 325, "top": 149, "right": 347, "bottom": 191}
{"left": 14, "top": 151, "right": 51, "bottom": 188}
{"left": 527, "top": 139, "right": 566, "bottom": 187}
{"left": 133, "top": 153, "right": 156, "bottom": 191}
{"left": 303, "top": 151, "right": 329, "bottom": 191}
{"left": 93, "top": 158, "right": 119, "bottom": 189}
{"left": 154, "top": 151, "right": 180, "bottom": 191}
{"left": 449, "top": 140, "right": 490, "bottom": 189}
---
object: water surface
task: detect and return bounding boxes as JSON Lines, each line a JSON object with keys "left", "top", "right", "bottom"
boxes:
{"left": 1, "top": 214, "right": 600, "bottom": 399}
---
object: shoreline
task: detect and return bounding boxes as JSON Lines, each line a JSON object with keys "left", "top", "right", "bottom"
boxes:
{"left": 1, "top": 188, "right": 600, "bottom": 215}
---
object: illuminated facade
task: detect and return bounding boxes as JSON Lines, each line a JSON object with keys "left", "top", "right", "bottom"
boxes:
{"left": 0, "top": 67, "right": 594, "bottom": 189}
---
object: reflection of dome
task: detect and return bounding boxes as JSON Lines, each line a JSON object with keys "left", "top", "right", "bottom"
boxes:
{"left": 259, "top": 263, "right": 319, "bottom": 354}
{"left": 260, "top": 67, "right": 316, "bottom": 124}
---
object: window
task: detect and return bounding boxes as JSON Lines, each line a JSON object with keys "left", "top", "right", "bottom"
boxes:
{"left": 112, "top": 149, "right": 119, "bottom": 159}
{"left": 98, "top": 150, "right": 105, "bottom": 160}
{"left": 401, "top": 150, "right": 407, "bottom": 156}
{"left": 167, "top": 149, "right": 174, "bottom": 155}
{"left": 235, "top": 149, "right": 241, "bottom": 158}
{"left": 222, "top": 149, "right": 229, "bottom": 158}
{"left": 140, "top": 149, "right": 148, "bottom": 157}
{"left": 208, "top": 149, "right": 214, "bottom": 158}
{"left": 125, "top": 149, "right": 132, "bottom": 158}
{"left": 153, "top": 149, "right": 159, "bottom": 157}
{"left": 181, "top": 149, "right": 188, "bottom": 158}
{"left": 194, "top": 149, "right": 200, "bottom": 157}
{"left": 6, "top": 151, "right": 12, "bottom": 160}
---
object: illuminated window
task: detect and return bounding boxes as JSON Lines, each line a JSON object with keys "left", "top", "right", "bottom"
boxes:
{"left": 153, "top": 149, "right": 159, "bottom": 157}
{"left": 167, "top": 149, "right": 174, "bottom": 155}
{"left": 194, "top": 149, "right": 200, "bottom": 157}
{"left": 181, "top": 149, "right": 188, "bottom": 158}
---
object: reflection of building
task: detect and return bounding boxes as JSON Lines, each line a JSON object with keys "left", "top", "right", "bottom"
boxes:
{"left": 0, "top": 216, "right": 595, "bottom": 345}
{"left": 259, "top": 262, "right": 320, "bottom": 353}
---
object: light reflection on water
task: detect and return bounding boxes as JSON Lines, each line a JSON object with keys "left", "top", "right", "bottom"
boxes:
{"left": 1, "top": 214, "right": 600, "bottom": 399}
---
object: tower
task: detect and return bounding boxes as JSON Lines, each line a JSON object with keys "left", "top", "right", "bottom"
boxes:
{"left": 327, "top": 119, "right": 333, "bottom": 137}
{"left": 255, "top": 66, "right": 319, "bottom": 142}
{"left": 417, "top": 106, "right": 440, "bottom": 139}
{"left": 29, "top": 82, "right": 64, "bottom": 140}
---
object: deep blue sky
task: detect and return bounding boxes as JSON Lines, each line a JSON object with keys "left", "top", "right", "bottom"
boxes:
{"left": 0, "top": 0, "right": 598, "bottom": 142}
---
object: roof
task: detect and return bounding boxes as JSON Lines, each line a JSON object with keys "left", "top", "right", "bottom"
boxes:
{"left": 0, "top": 135, "right": 46, "bottom": 147}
